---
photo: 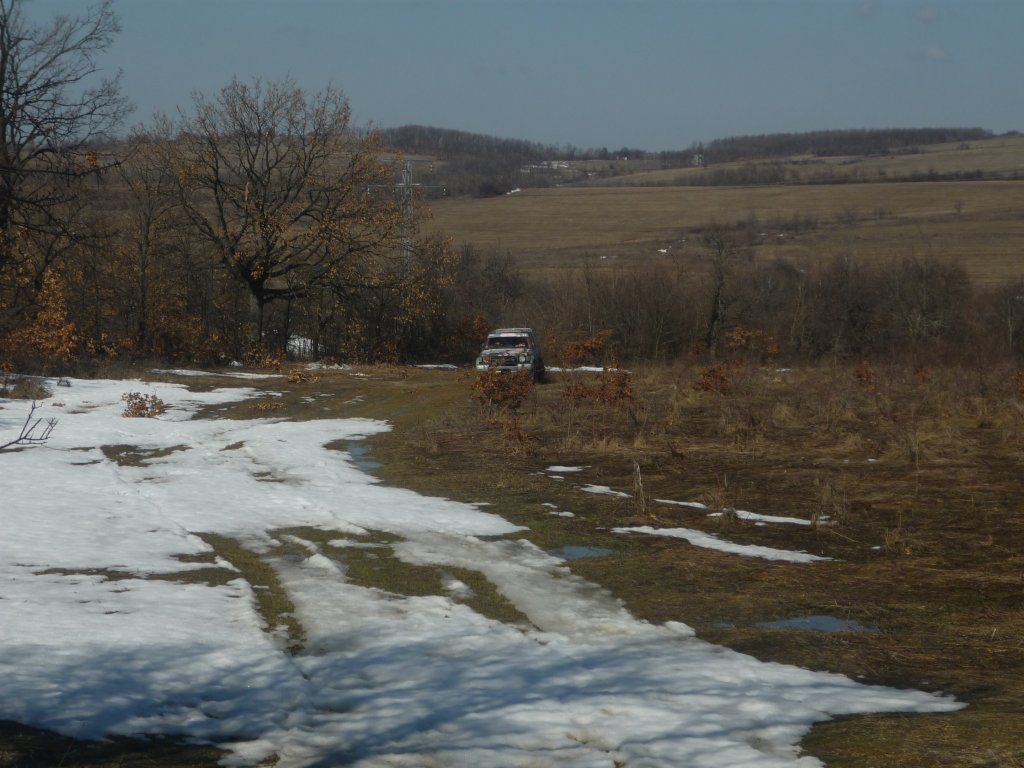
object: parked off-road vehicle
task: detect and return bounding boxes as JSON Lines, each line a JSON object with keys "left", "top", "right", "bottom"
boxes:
{"left": 475, "top": 328, "right": 546, "bottom": 382}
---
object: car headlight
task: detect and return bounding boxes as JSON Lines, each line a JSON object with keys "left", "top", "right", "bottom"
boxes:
{"left": 519, "top": 354, "right": 527, "bottom": 363}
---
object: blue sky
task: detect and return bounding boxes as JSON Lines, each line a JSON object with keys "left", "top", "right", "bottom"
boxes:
{"left": 23, "top": 0, "right": 1024, "bottom": 151}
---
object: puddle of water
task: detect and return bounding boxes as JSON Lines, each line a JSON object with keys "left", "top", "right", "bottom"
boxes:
{"left": 549, "top": 545, "right": 615, "bottom": 560}
{"left": 346, "top": 442, "right": 382, "bottom": 472}
{"left": 757, "top": 615, "right": 878, "bottom": 633}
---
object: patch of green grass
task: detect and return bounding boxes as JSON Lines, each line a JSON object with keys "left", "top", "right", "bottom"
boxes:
{"left": 196, "top": 533, "right": 305, "bottom": 654}
{"left": 271, "top": 525, "right": 400, "bottom": 548}
{"left": 275, "top": 527, "right": 532, "bottom": 626}
{"left": 803, "top": 708, "right": 1024, "bottom": 768}
{"left": 443, "top": 566, "right": 532, "bottom": 626}
{"left": 34, "top": 567, "right": 136, "bottom": 581}
{"left": 101, "top": 443, "right": 189, "bottom": 467}
{"left": 146, "top": 567, "right": 239, "bottom": 587}
{"left": 332, "top": 543, "right": 445, "bottom": 596}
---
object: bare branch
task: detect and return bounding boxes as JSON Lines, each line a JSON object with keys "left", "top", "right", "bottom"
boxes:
{"left": 0, "top": 401, "right": 57, "bottom": 451}
{"left": 0, "top": 0, "right": 130, "bottom": 277}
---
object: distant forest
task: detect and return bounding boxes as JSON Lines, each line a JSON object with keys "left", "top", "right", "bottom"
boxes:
{"left": 380, "top": 125, "right": 998, "bottom": 197}
{"left": 673, "top": 127, "right": 994, "bottom": 165}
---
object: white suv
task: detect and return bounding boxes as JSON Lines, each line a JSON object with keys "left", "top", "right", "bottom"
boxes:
{"left": 475, "top": 328, "right": 546, "bottom": 382}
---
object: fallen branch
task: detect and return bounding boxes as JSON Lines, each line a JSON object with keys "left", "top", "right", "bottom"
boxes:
{"left": 0, "top": 403, "right": 58, "bottom": 452}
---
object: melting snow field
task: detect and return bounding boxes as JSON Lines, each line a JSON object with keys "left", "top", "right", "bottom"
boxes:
{"left": 0, "top": 376, "right": 961, "bottom": 767}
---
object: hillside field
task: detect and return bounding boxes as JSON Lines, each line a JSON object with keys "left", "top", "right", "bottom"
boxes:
{"left": 427, "top": 135, "right": 1024, "bottom": 287}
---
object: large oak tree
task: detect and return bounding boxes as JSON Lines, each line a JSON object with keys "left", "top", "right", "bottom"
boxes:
{"left": 167, "top": 77, "right": 408, "bottom": 346}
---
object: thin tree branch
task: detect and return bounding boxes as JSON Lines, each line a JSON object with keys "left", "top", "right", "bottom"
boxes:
{"left": 0, "top": 401, "right": 57, "bottom": 451}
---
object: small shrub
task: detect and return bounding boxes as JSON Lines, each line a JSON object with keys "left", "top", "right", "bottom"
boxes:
{"left": 726, "top": 326, "right": 779, "bottom": 365}
{"left": 471, "top": 369, "right": 534, "bottom": 412}
{"left": 287, "top": 368, "right": 321, "bottom": 384}
{"left": 122, "top": 392, "right": 166, "bottom": 418}
{"left": 694, "top": 359, "right": 745, "bottom": 395}
{"left": 243, "top": 345, "right": 283, "bottom": 370}
{"left": 560, "top": 330, "right": 612, "bottom": 368}
{"left": 470, "top": 370, "right": 536, "bottom": 453}
{"left": 596, "top": 362, "right": 633, "bottom": 405}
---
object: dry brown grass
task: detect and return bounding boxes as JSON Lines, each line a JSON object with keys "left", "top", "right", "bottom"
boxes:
{"left": 593, "top": 135, "right": 1024, "bottom": 188}
{"left": 353, "top": 363, "right": 1024, "bottom": 767}
{"left": 427, "top": 135, "right": 1024, "bottom": 287}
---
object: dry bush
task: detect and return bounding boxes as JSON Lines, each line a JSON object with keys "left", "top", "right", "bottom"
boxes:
{"left": 559, "top": 330, "right": 613, "bottom": 368}
{"left": 121, "top": 392, "right": 166, "bottom": 418}
{"left": 2, "top": 271, "right": 79, "bottom": 373}
{"left": 596, "top": 362, "right": 633, "bottom": 404}
{"left": 243, "top": 345, "right": 283, "bottom": 370}
{"left": 471, "top": 369, "right": 534, "bottom": 413}
{"left": 725, "top": 325, "right": 780, "bottom": 365}
{"left": 693, "top": 358, "right": 749, "bottom": 395}
{"left": 470, "top": 370, "right": 536, "bottom": 452}
{"left": 287, "top": 368, "right": 321, "bottom": 384}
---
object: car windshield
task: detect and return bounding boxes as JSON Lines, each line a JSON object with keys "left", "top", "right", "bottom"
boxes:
{"left": 486, "top": 336, "right": 530, "bottom": 349}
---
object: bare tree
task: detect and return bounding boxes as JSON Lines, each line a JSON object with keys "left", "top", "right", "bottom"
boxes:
{"left": 0, "top": 0, "right": 130, "bottom": 291}
{"left": 164, "top": 78, "right": 406, "bottom": 346}
{"left": 703, "top": 229, "right": 737, "bottom": 358}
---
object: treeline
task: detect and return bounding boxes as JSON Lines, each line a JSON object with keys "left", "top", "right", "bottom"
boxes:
{"left": 1, "top": 2, "right": 506, "bottom": 372}
{"left": 383, "top": 125, "right": 1001, "bottom": 197}
{"left": 666, "top": 127, "right": 993, "bottom": 166}
{"left": 379, "top": 125, "right": 648, "bottom": 196}
{"left": 494, "top": 244, "right": 1024, "bottom": 369}
{"left": 634, "top": 163, "right": 1000, "bottom": 188}
{"left": 379, "top": 125, "right": 566, "bottom": 197}
{"left": 379, "top": 125, "right": 562, "bottom": 163}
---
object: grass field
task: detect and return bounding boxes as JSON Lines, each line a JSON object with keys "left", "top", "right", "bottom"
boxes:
{"left": 365, "top": 363, "right": 1024, "bottom": 767}
{"left": 587, "top": 135, "right": 1024, "bottom": 187}
{"left": 427, "top": 135, "right": 1024, "bottom": 287}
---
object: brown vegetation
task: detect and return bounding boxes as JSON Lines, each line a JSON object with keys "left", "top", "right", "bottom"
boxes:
{"left": 362, "top": 360, "right": 1024, "bottom": 768}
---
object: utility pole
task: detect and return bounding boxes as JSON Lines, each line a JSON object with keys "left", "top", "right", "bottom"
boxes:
{"left": 372, "top": 159, "right": 445, "bottom": 263}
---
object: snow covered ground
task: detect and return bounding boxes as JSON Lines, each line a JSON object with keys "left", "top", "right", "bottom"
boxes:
{"left": 0, "top": 375, "right": 961, "bottom": 767}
